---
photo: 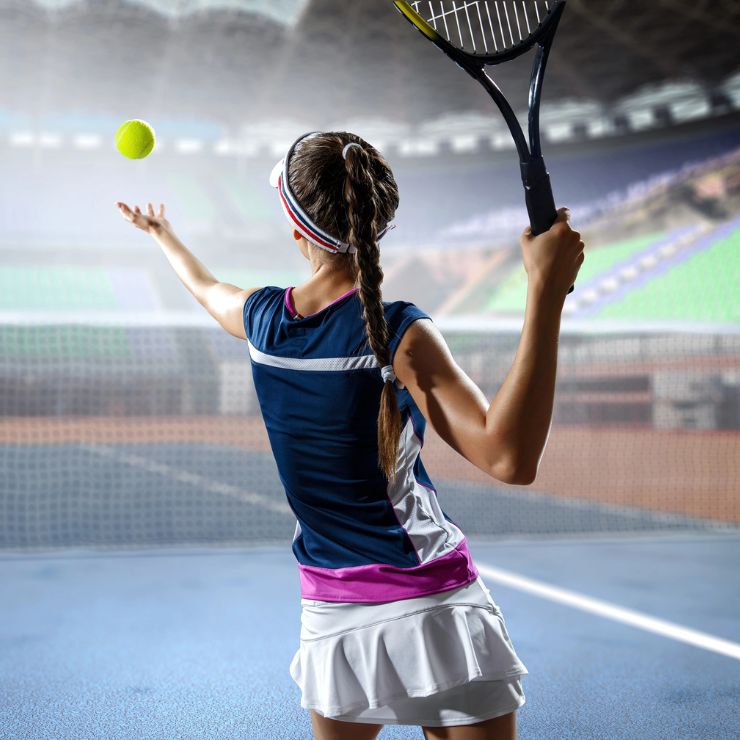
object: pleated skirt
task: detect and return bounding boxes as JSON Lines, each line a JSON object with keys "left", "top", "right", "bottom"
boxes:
{"left": 289, "top": 575, "right": 529, "bottom": 727}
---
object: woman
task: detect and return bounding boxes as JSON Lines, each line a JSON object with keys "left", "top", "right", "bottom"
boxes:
{"left": 116, "top": 130, "right": 584, "bottom": 740}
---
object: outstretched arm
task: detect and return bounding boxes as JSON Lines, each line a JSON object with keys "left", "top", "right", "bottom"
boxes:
{"left": 116, "top": 201, "right": 259, "bottom": 339}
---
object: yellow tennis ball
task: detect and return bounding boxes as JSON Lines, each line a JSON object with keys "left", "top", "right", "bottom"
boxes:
{"left": 115, "top": 119, "right": 155, "bottom": 159}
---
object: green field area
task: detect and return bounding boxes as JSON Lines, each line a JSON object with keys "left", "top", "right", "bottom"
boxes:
{"left": 0, "top": 267, "right": 120, "bottom": 311}
{"left": 484, "top": 233, "right": 665, "bottom": 313}
{"left": 596, "top": 227, "right": 740, "bottom": 323}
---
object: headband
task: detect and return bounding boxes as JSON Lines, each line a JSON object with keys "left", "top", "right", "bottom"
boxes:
{"left": 269, "top": 131, "right": 395, "bottom": 255}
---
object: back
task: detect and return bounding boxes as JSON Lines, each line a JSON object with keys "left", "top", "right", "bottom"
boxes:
{"left": 243, "top": 285, "right": 479, "bottom": 603}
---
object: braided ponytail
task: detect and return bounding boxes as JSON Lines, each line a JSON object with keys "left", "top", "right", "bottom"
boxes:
{"left": 343, "top": 144, "right": 402, "bottom": 483}
{"left": 286, "top": 131, "right": 401, "bottom": 482}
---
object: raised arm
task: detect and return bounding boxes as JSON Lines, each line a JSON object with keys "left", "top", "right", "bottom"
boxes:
{"left": 393, "top": 208, "right": 584, "bottom": 485}
{"left": 115, "top": 201, "right": 260, "bottom": 339}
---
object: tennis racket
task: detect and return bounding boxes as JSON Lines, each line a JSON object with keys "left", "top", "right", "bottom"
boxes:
{"left": 392, "top": 0, "right": 575, "bottom": 295}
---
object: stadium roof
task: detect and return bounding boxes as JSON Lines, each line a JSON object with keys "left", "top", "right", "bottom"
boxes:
{"left": 2, "top": 0, "right": 739, "bottom": 130}
{"left": 29, "top": 0, "right": 310, "bottom": 25}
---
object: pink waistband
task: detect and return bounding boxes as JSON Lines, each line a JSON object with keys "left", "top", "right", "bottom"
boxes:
{"left": 298, "top": 538, "right": 479, "bottom": 603}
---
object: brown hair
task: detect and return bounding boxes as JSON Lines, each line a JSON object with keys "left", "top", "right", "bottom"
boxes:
{"left": 287, "top": 132, "right": 402, "bottom": 482}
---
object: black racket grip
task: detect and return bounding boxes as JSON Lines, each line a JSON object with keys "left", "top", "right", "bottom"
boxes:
{"left": 521, "top": 157, "right": 575, "bottom": 296}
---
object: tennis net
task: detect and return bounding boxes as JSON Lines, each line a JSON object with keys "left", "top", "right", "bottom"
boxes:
{"left": 1, "top": 312, "right": 738, "bottom": 552}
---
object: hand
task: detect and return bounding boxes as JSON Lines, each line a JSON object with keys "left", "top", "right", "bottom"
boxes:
{"left": 519, "top": 207, "right": 585, "bottom": 302}
{"left": 116, "top": 201, "right": 171, "bottom": 235}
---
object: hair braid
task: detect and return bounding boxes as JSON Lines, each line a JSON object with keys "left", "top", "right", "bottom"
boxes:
{"left": 343, "top": 145, "right": 402, "bottom": 482}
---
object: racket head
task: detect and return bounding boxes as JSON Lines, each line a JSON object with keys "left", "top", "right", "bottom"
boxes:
{"left": 393, "top": 1, "right": 565, "bottom": 66}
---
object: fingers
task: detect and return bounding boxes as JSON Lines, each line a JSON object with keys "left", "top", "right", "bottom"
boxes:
{"left": 117, "top": 200, "right": 168, "bottom": 235}
{"left": 524, "top": 208, "right": 571, "bottom": 238}
{"left": 115, "top": 202, "right": 162, "bottom": 217}
{"left": 116, "top": 201, "right": 150, "bottom": 230}
{"left": 116, "top": 202, "right": 135, "bottom": 221}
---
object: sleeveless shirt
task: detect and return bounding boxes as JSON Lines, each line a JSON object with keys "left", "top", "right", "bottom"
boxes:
{"left": 243, "top": 285, "right": 479, "bottom": 603}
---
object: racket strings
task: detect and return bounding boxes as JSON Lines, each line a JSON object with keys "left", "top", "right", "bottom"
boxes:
{"left": 411, "top": 1, "right": 554, "bottom": 54}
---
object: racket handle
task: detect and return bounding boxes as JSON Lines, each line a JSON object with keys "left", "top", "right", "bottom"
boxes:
{"left": 521, "top": 157, "right": 575, "bottom": 296}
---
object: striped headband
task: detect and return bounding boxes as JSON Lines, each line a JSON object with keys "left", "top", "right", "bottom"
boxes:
{"left": 269, "top": 131, "right": 395, "bottom": 255}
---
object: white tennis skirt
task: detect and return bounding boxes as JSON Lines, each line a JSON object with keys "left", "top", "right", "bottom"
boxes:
{"left": 289, "top": 575, "right": 529, "bottom": 727}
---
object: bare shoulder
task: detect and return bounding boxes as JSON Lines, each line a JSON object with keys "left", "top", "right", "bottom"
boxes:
{"left": 393, "top": 317, "right": 455, "bottom": 383}
{"left": 205, "top": 283, "right": 263, "bottom": 340}
{"left": 391, "top": 316, "right": 502, "bottom": 480}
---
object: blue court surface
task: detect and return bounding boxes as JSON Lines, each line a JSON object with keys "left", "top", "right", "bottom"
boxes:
{"left": 2, "top": 534, "right": 739, "bottom": 739}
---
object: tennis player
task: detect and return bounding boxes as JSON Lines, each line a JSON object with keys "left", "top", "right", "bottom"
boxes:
{"left": 116, "top": 131, "right": 584, "bottom": 740}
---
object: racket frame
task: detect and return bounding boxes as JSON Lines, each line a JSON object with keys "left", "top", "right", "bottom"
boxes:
{"left": 393, "top": 1, "right": 574, "bottom": 295}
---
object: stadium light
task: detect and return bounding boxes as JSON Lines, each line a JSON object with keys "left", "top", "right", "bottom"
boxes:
{"left": 538, "top": 100, "right": 609, "bottom": 141}
{"left": 671, "top": 97, "right": 710, "bottom": 123}
{"left": 628, "top": 110, "right": 655, "bottom": 131}
{"left": 174, "top": 138, "right": 203, "bottom": 154}
{"left": 9, "top": 132, "right": 34, "bottom": 147}
{"left": 450, "top": 135, "right": 479, "bottom": 153}
{"left": 269, "top": 140, "right": 291, "bottom": 157}
{"left": 397, "top": 139, "right": 439, "bottom": 157}
{"left": 72, "top": 134, "right": 102, "bottom": 150}
{"left": 543, "top": 123, "right": 573, "bottom": 143}
{"left": 489, "top": 133, "right": 516, "bottom": 150}
{"left": 615, "top": 81, "right": 713, "bottom": 130}
{"left": 420, "top": 112, "right": 502, "bottom": 141}
{"left": 721, "top": 71, "right": 740, "bottom": 109}
{"left": 326, "top": 118, "right": 410, "bottom": 153}
{"left": 585, "top": 118, "right": 614, "bottom": 138}
{"left": 2, "top": 74, "right": 732, "bottom": 162}
{"left": 213, "top": 139, "right": 235, "bottom": 156}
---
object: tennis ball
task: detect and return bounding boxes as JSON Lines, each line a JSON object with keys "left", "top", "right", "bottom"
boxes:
{"left": 115, "top": 119, "right": 155, "bottom": 159}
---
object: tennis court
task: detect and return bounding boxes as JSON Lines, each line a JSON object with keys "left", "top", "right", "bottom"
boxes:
{"left": 2, "top": 1, "right": 740, "bottom": 737}
{"left": 1, "top": 322, "right": 739, "bottom": 738}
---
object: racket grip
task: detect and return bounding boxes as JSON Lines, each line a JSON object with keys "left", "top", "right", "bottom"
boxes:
{"left": 521, "top": 157, "right": 575, "bottom": 296}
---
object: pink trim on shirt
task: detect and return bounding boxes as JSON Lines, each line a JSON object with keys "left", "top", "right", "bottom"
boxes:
{"left": 284, "top": 286, "right": 359, "bottom": 320}
{"left": 297, "top": 537, "right": 480, "bottom": 603}
{"left": 284, "top": 286, "right": 302, "bottom": 319}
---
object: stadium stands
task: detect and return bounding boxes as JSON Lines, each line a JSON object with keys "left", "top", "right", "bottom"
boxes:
{"left": 1, "top": 118, "right": 737, "bottom": 250}
{"left": 1, "top": 114, "right": 738, "bottom": 326}
{"left": 595, "top": 220, "right": 740, "bottom": 323}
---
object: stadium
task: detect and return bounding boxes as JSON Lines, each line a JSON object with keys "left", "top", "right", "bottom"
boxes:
{"left": 1, "top": 2, "right": 739, "bottom": 739}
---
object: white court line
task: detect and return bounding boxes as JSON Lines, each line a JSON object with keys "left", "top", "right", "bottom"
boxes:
{"left": 75, "top": 443, "right": 739, "bottom": 661}
{"left": 477, "top": 562, "right": 740, "bottom": 661}
{"left": 78, "top": 443, "right": 292, "bottom": 516}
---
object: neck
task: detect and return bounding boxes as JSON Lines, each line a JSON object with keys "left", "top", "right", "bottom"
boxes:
{"left": 290, "top": 264, "right": 358, "bottom": 318}
{"left": 302, "top": 265, "right": 357, "bottom": 292}
{"left": 303, "top": 254, "right": 357, "bottom": 295}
